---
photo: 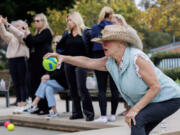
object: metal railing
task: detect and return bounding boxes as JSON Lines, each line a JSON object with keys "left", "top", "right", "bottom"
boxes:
{"left": 158, "top": 58, "right": 180, "bottom": 69}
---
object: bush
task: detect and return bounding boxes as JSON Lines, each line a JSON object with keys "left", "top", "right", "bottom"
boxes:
{"left": 163, "top": 68, "right": 180, "bottom": 81}
{"left": 151, "top": 52, "right": 180, "bottom": 66}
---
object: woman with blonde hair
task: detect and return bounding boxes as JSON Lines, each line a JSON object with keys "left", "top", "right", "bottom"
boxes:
{"left": 45, "top": 24, "right": 180, "bottom": 135}
{"left": 25, "top": 35, "right": 68, "bottom": 119}
{"left": 23, "top": 13, "right": 53, "bottom": 115}
{"left": 91, "top": 7, "right": 120, "bottom": 123}
{"left": 52, "top": 35, "right": 62, "bottom": 52}
{"left": 56, "top": 11, "right": 94, "bottom": 121}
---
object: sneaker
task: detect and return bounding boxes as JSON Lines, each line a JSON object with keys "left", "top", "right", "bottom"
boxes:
{"left": 46, "top": 111, "right": 59, "bottom": 119}
{"left": 26, "top": 106, "right": 39, "bottom": 113}
{"left": 26, "top": 97, "right": 32, "bottom": 105}
{"left": 13, "top": 107, "right": 24, "bottom": 114}
{"left": 22, "top": 104, "right": 32, "bottom": 112}
{"left": 107, "top": 115, "right": 116, "bottom": 122}
{"left": 93, "top": 116, "right": 108, "bottom": 123}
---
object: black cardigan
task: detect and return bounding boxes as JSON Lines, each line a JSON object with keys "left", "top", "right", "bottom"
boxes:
{"left": 49, "top": 64, "right": 68, "bottom": 89}
{"left": 56, "top": 29, "right": 93, "bottom": 57}
{"left": 24, "top": 28, "right": 52, "bottom": 58}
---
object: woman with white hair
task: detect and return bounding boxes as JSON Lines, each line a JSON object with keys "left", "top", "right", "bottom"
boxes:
{"left": 45, "top": 24, "right": 180, "bottom": 135}
{"left": 23, "top": 13, "right": 53, "bottom": 115}
{"left": 112, "top": 14, "right": 143, "bottom": 116}
{"left": 56, "top": 11, "right": 94, "bottom": 121}
{"left": 91, "top": 7, "right": 120, "bottom": 123}
{"left": 0, "top": 16, "right": 29, "bottom": 111}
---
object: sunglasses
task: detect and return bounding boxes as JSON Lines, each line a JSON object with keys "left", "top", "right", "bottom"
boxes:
{"left": 34, "top": 20, "right": 41, "bottom": 23}
{"left": 52, "top": 41, "right": 59, "bottom": 44}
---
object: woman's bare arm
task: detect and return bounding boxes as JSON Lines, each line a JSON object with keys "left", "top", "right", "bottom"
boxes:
{"left": 44, "top": 53, "right": 108, "bottom": 71}
{"left": 125, "top": 56, "right": 161, "bottom": 127}
{"left": 132, "top": 56, "right": 161, "bottom": 113}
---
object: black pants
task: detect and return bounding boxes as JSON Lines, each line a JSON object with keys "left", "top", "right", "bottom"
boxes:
{"left": 131, "top": 98, "right": 180, "bottom": 135}
{"left": 64, "top": 63, "right": 94, "bottom": 118}
{"left": 28, "top": 57, "right": 49, "bottom": 112}
{"left": 93, "top": 51, "right": 119, "bottom": 116}
{"left": 8, "top": 57, "right": 28, "bottom": 102}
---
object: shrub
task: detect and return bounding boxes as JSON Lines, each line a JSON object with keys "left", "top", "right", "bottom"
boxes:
{"left": 151, "top": 52, "right": 180, "bottom": 66}
{"left": 163, "top": 68, "right": 180, "bottom": 81}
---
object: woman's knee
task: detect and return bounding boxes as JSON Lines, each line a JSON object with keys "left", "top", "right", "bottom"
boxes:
{"left": 134, "top": 113, "right": 146, "bottom": 128}
{"left": 45, "top": 86, "right": 54, "bottom": 95}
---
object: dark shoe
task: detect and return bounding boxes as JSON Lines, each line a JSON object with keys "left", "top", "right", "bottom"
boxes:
{"left": 37, "top": 110, "right": 49, "bottom": 115}
{"left": 69, "top": 114, "right": 83, "bottom": 120}
{"left": 30, "top": 109, "right": 40, "bottom": 114}
{"left": 10, "top": 101, "right": 17, "bottom": 106}
{"left": 86, "top": 116, "right": 94, "bottom": 121}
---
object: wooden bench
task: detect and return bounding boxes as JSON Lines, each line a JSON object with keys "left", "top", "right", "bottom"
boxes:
{"left": 59, "top": 89, "right": 124, "bottom": 112}
{"left": 58, "top": 71, "right": 124, "bottom": 112}
{"left": 0, "top": 70, "right": 11, "bottom": 107}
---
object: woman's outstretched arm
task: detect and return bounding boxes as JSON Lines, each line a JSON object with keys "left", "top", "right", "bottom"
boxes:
{"left": 44, "top": 53, "right": 108, "bottom": 71}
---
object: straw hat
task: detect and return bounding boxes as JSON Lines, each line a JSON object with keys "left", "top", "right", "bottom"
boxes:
{"left": 92, "top": 24, "right": 143, "bottom": 50}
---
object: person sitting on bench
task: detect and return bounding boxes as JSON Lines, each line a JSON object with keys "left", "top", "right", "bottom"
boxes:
{"left": 25, "top": 36, "right": 68, "bottom": 118}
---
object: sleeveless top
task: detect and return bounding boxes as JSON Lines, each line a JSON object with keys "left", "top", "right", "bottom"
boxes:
{"left": 106, "top": 47, "right": 180, "bottom": 106}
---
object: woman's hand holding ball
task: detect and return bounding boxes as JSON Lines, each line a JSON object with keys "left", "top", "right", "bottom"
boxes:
{"left": 44, "top": 53, "right": 63, "bottom": 67}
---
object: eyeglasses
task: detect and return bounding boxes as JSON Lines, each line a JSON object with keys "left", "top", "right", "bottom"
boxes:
{"left": 52, "top": 41, "right": 59, "bottom": 44}
{"left": 34, "top": 20, "right": 41, "bottom": 23}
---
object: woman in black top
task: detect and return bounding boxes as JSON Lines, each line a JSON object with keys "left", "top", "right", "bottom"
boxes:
{"left": 25, "top": 35, "right": 68, "bottom": 118}
{"left": 56, "top": 11, "right": 94, "bottom": 121}
{"left": 24, "top": 13, "right": 53, "bottom": 115}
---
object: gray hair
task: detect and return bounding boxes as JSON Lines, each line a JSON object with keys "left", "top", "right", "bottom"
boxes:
{"left": 113, "top": 14, "right": 143, "bottom": 50}
{"left": 113, "top": 14, "right": 128, "bottom": 26}
{"left": 11, "top": 20, "right": 26, "bottom": 27}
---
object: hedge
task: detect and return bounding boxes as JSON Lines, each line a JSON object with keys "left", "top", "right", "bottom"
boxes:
{"left": 163, "top": 68, "right": 180, "bottom": 81}
{"left": 151, "top": 52, "right": 180, "bottom": 66}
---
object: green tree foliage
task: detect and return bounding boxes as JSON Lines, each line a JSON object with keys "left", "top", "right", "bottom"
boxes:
{"left": 28, "top": 0, "right": 142, "bottom": 36}
{"left": 140, "top": 0, "right": 180, "bottom": 38}
{"left": 0, "top": 0, "right": 74, "bottom": 22}
{"left": 139, "top": 28, "right": 171, "bottom": 51}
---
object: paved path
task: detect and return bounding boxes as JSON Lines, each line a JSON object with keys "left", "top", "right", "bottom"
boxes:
{"left": 0, "top": 96, "right": 180, "bottom": 135}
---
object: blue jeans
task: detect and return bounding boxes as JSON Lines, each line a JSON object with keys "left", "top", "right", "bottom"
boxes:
{"left": 35, "top": 80, "right": 64, "bottom": 107}
{"left": 131, "top": 98, "right": 180, "bottom": 135}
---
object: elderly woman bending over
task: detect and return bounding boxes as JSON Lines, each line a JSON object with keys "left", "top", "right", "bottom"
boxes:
{"left": 44, "top": 24, "right": 180, "bottom": 135}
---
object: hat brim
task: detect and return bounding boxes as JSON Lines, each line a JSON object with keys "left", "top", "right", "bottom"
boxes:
{"left": 91, "top": 34, "right": 143, "bottom": 50}
{"left": 91, "top": 38, "right": 103, "bottom": 44}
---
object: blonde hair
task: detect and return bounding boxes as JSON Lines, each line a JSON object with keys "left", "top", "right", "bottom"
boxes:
{"left": 52, "top": 35, "right": 62, "bottom": 52}
{"left": 34, "top": 13, "right": 53, "bottom": 35}
{"left": 98, "top": 7, "right": 114, "bottom": 24}
{"left": 67, "top": 11, "right": 86, "bottom": 36}
{"left": 113, "top": 14, "right": 128, "bottom": 26}
{"left": 113, "top": 14, "right": 143, "bottom": 50}
{"left": 11, "top": 20, "right": 26, "bottom": 27}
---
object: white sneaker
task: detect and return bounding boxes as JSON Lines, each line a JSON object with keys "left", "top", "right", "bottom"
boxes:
{"left": 13, "top": 107, "right": 24, "bottom": 114}
{"left": 46, "top": 111, "right": 59, "bottom": 120}
{"left": 93, "top": 116, "right": 108, "bottom": 123}
{"left": 28, "top": 106, "right": 39, "bottom": 113}
{"left": 22, "top": 104, "right": 32, "bottom": 112}
{"left": 26, "top": 97, "right": 32, "bottom": 105}
{"left": 107, "top": 115, "right": 116, "bottom": 122}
